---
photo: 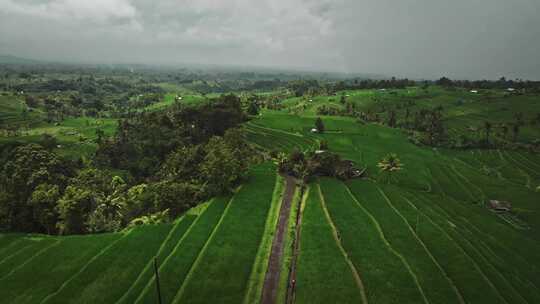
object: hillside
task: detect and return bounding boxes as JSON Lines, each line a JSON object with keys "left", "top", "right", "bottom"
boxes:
{"left": 0, "top": 163, "right": 280, "bottom": 304}
{"left": 0, "top": 55, "right": 40, "bottom": 65}
{"left": 1, "top": 83, "right": 540, "bottom": 303}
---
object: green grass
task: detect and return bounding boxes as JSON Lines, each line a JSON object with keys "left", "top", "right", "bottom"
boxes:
{"left": 295, "top": 185, "right": 364, "bottom": 304}
{"left": 144, "top": 93, "right": 207, "bottom": 111}
{"left": 243, "top": 174, "right": 284, "bottom": 304}
{"left": 345, "top": 179, "right": 462, "bottom": 304}
{"left": 174, "top": 163, "right": 277, "bottom": 304}
{"left": 0, "top": 237, "right": 58, "bottom": 277}
{"left": 0, "top": 94, "right": 44, "bottom": 127}
{"left": 397, "top": 191, "right": 512, "bottom": 304}
{"left": 0, "top": 233, "right": 119, "bottom": 304}
{"left": 41, "top": 224, "right": 173, "bottom": 304}
{"left": 1, "top": 86, "right": 540, "bottom": 303}
{"left": 318, "top": 178, "right": 425, "bottom": 304}
{"left": 116, "top": 214, "right": 197, "bottom": 304}
{"left": 415, "top": 192, "right": 540, "bottom": 302}
{"left": 248, "top": 89, "right": 540, "bottom": 303}
{"left": 134, "top": 196, "right": 230, "bottom": 304}
{"left": 276, "top": 185, "right": 300, "bottom": 304}
{"left": 0, "top": 116, "right": 118, "bottom": 160}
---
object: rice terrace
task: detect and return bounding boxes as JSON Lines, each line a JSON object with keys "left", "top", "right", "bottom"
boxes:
{"left": 1, "top": 1, "right": 540, "bottom": 303}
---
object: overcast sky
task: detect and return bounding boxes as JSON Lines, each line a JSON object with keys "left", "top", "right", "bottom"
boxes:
{"left": 1, "top": 0, "right": 539, "bottom": 79}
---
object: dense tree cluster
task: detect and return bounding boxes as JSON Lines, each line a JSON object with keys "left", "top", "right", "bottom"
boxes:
{"left": 277, "top": 149, "right": 366, "bottom": 183}
{"left": 0, "top": 94, "right": 258, "bottom": 235}
{"left": 96, "top": 94, "right": 247, "bottom": 178}
{"left": 436, "top": 77, "right": 540, "bottom": 92}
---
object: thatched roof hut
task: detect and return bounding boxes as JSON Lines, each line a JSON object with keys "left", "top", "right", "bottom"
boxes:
{"left": 488, "top": 200, "right": 512, "bottom": 212}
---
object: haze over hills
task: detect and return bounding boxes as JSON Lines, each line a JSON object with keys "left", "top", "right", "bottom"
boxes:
{"left": 0, "top": 55, "right": 41, "bottom": 65}
{"left": 1, "top": 1, "right": 540, "bottom": 303}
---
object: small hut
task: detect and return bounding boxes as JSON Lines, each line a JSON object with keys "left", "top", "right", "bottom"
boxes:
{"left": 487, "top": 200, "right": 512, "bottom": 212}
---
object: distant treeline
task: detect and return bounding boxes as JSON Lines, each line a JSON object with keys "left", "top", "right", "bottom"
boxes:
{"left": 435, "top": 77, "right": 540, "bottom": 91}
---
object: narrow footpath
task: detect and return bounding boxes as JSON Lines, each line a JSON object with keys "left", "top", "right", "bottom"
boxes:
{"left": 260, "top": 176, "right": 296, "bottom": 304}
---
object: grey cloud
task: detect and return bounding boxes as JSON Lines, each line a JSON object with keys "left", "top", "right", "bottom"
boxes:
{"left": 0, "top": 0, "right": 538, "bottom": 79}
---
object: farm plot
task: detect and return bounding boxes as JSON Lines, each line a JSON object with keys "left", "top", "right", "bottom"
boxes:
{"left": 318, "top": 178, "right": 425, "bottom": 304}
{"left": 295, "top": 185, "right": 365, "bottom": 304}
{"left": 424, "top": 196, "right": 537, "bottom": 303}
{"left": 393, "top": 190, "right": 519, "bottom": 304}
{"left": 41, "top": 223, "right": 173, "bottom": 304}
{"left": 345, "top": 179, "right": 462, "bottom": 304}
{"left": 133, "top": 196, "right": 231, "bottom": 304}
{"left": 415, "top": 192, "right": 540, "bottom": 298}
{"left": 174, "top": 163, "right": 278, "bottom": 304}
{"left": 0, "top": 237, "right": 58, "bottom": 278}
{"left": 245, "top": 123, "right": 316, "bottom": 152}
{"left": 0, "top": 233, "right": 119, "bottom": 304}
{"left": 116, "top": 214, "right": 198, "bottom": 304}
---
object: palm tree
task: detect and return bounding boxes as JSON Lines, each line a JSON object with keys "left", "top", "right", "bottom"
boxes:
{"left": 377, "top": 153, "right": 404, "bottom": 183}
{"left": 501, "top": 123, "right": 509, "bottom": 139}
{"left": 315, "top": 117, "right": 325, "bottom": 133}
{"left": 512, "top": 123, "right": 520, "bottom": 142}
{"left": 484, "top": 121, "right": 492, "bottom": 144}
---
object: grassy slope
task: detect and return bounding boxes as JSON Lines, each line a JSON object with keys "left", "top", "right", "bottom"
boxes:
{"left": 0, "top": 233, "right": 119, "bottom": 304}
{"left": 247, "top": 95, "right": 540, "bottom": 303}
{"left": 345, "top": 179, "right": 463, "bottom": 304}
{"left": 116, "top": 214, "right": 197, "bottom": 304}
{"left": 243, "top": 174, "right": 284, "bottom": 304}
{"left": 318, "top": 178, "right": 425, "bottom": 304}
{"left": 41, "top": 224, "right": 172, "bottom": 304}
{"left": 276, "top": 185, "right": 300, "bottom": 304}
{"left": 134, "top": 196, "right": 230, "bottom": 304}
{"left": 174, "top": 163, "right": 277, "bottom": 304}
{"left": 295, "top": 185, "right": 364, "bottom": 304}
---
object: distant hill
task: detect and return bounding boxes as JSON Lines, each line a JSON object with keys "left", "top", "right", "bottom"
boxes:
{"left": 0, "top": 55, "right": 40, "bottom": 65}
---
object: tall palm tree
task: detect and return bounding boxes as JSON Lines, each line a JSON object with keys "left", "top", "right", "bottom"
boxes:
{"left": 484, "top": 121, "right": 492, "bottom": 144}
{"left": 501, "top": 123, "right": 509, "bottom": 139}
{"left": 377, "top": 153, "right": 404, "bottom": 183}
{"left": 513, "top": 123, "right": 520, "bottom": 142}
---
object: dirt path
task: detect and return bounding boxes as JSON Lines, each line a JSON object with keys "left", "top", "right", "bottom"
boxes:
{"left": 285, "top": 184, "right": 305, "bottom": 304}
{"left": 260, "top": 176, "right": 296, "bottom": 304}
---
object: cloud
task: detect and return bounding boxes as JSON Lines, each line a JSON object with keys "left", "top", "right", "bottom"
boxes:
{"left": 0, "top": 0, "right": 137, "bottom": 24}
{"left": 0, "top": 0, "right": 538, "bottom": 79}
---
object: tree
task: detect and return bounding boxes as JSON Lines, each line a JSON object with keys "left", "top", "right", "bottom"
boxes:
{"left": 159, "top": 145, "right": 204, "bottom": 182}
{"left": 315, "top": 117, "right": 325, "bottom": 133}
{"left": 377, "top": 153, "right": 403, "bottom": 183}
{"left": 200, "top": 136, "right": 246, "bottom": 195}
{"left": 56, "top": 186, "right": 97, "bottom": 234}
{"left": 514, "top": 112, "right": 524, "bottom": 126}
{"left": 86, "top": 176, "right": 127, "bottom": 233}
{"left": 29, "top": 184, "right": 60, "bottom": 234}
{"left": 484, "top": 121, "right": 492, "bottom": 144}
{"left": 501, "top": 123, "right": 509, "bottom": 139}
{"left": 0, "top": 144, "right": 70, "bottom": 231}
{"left": 25, "top": 95, "right": 39, "bottom": 108}
{"left": 512, "top": 123, "right": 520, "bottom": 142}
{"left": 39, "top": 134, "right": 58, "bottom": 150}
{"left": 152, "top": 181, "right": 202, "bottom": 217}
{"left": 247, "top": 102, "right": 259, "bottom": 116}
{"left": 388, "top": 110, "right": 397, "bottom": 128}
{"left": 95, "top": 129, "right": 105, "bottom": 144}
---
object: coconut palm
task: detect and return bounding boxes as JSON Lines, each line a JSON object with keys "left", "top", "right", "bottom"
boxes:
{"left": 377, "top": 153, "right": 404, "bottom": 183}
{"left": 484, "top": 121, "right": 492, "bottom": 144}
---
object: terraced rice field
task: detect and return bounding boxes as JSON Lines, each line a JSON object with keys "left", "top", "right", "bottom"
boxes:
{"left": 245, "top": 105, "right": 540, "bottom": 304}
{"left": 2, "top": 87, "right": 540, "bottom": 304}
{"left": 293, "top": 177, "right": 540, "bottom": 304}
{"left": 0, "top": 163, "right": 279, "bottom": 304}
